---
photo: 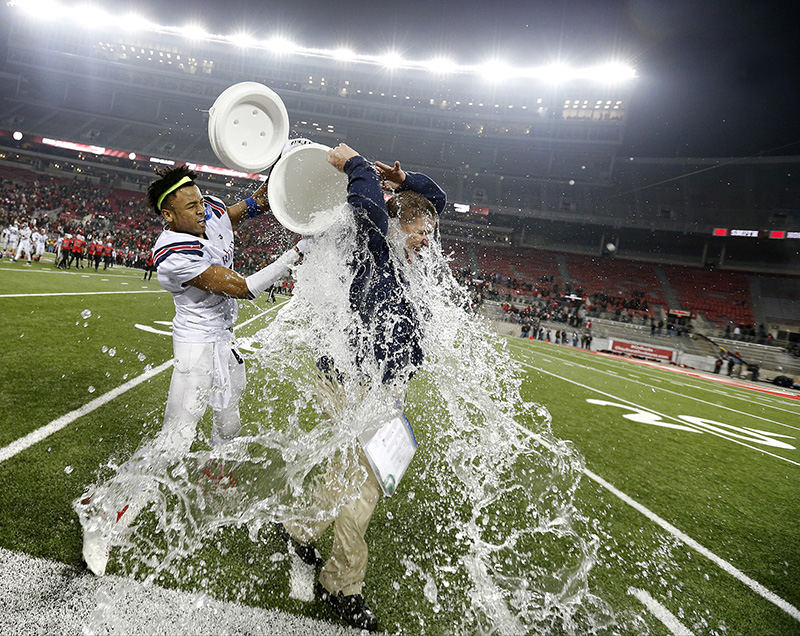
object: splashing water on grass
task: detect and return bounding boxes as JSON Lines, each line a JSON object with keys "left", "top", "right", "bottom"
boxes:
{"left": 79, "top": 213, "right": 616, "bottom": 634}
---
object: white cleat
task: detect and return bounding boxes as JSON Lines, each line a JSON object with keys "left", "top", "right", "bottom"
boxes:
{"left": 82, "top": 527, "right": 110, "bottom": 576}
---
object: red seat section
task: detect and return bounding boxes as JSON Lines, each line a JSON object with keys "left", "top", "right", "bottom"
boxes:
{"left": 664, "top": 266, "right": 753, "bottom": 327}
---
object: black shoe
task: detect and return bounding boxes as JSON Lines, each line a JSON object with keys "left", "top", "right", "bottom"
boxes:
{"left": 274, "top": 523, "right": 323, "bottom": 567}
{"left": 316, "top": 582, "right": 378, "bottom": 632}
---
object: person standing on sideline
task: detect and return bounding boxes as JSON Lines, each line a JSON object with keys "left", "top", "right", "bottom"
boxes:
{"left": 58, "top": 234, "right": 72, "bottom": 268}
{"left": 4, "top": 220, "right": 19, "bottom": 259}
{"left": 13, "top": 220, "right": 32, "bottom": 264}
{"left": 103, "top": 237, "right": 114, "bottom": 270}
{"left": 0, "top": 223, "right": 9, "bottom": 259}
{"left": 76, "top": 165, "right": 310, "bottom": 577}
{"left": 71, "top": 231, "right": 85, "bottom": 269}
{"left": 142, "top": 248, "right": 155, "bottom": 281}
{"left": 54, "top": 232, "right": 63, "bottom": 266}
{"left": 34, "top": 227, "right": 47, "bottom": 262}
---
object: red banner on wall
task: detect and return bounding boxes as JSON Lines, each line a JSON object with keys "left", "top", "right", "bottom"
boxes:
{"left": 609, "top": 340, "right": 675, "bottom": 363}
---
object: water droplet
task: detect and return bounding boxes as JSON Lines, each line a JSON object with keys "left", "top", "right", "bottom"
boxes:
{"left": 102, "top": 346, "right": 108, "bottom": 353}
{"left": 81, "top": 309, "right": 92, "bottom": 319}
{"left": 83, "top": 322, "right": 88, "bottom": 327}
{"left": 108, "top": 348, "right": 116, "bottom": 357}
{"left": 88, "top": 386, "right": 96, "bottom": 393}
{"left": 64, "top": 465, "right": 73, "bottom": 474}
{"left": 138, "top": 353, "right": 146, "bottom": 362}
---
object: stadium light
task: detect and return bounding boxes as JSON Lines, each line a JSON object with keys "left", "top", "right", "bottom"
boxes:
{"left": 532, "top": 63, "right": 574, "bottom": 84}
{"left": 267, "top": 36, "right": 299, "bottom": 55}
{"left": 7, "top": 1, "right": 638, "bottom": 84}
{"left": 424, "top": 57, "right": 457, "bottom": 75}
{"left": 379, "top": 50, "right": 405, "bottom": 70}
{"left": 120, "top": 13, "right": 156, "bottom": 33}
{"left": 75, "top": 4, "right": 113, "bottom": 29}
{"left": 479, "top": 60, "right": 512, "bottom": 82}
{"left": 332, "top": 47, "right": 356, "bottom": 62}
{"left": 12, "top": 131, "right": 23, "bottom": 141}
{"left": 180, "top": 24, "right": 209, "bottom": 40}
{"left": 583, "top": 62, "right": 637, "bottom": 83}
{"left": 229, "top": 32, "right": 258, "bottom": 49}
{"left": 10, "top": 0, "right": 67, "bottom": 20}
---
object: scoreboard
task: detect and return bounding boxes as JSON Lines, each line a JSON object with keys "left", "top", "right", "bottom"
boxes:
{"left": 712, "top": 228, "right": 800, "bottom": 239}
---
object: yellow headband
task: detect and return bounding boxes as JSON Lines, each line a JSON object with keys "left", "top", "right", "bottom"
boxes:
{"left": 157, "top": 176, "right": 193, "bottom": 210}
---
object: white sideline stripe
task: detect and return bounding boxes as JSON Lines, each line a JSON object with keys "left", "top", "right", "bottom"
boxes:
{"left": 0, "top": 304, "right": 282, "bottom": 465}
{"left": 504, "top": 360, "right": 800, "bottom": 623}
{"left": 0, "top": 359, "right": 174, "bottom": 464}
{"left": 134, "top": 324, "right": 173, "bottom": 336}
{"left": 511, "top": 350, "right": 800, "bottom": 467}
{"left": 0, "top": 265, "right": 135, "bottom": 278}
{"left": 0, "top": 546, "right": 358, "bottom": 635}
{"left": 0, "top": 290, "right": 168, "bottom": 298}
{"left": 595, "top": 464, "right": 800, "bottom": 623}
{"left": 628, "top": 588, "right": 693, "bottom": 635}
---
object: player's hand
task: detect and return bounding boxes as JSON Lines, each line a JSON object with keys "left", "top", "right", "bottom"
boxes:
{"left": 295, "top": 237, "right": 315, "bottom": 255}
{"left": 375, "top": 160, "right": 406, "bottom": 191}
{"left": 327, "top": 144, "right": 359, "bottom": 172}
{"left": 251, "top": 180, "right": 270, "bottom": 211}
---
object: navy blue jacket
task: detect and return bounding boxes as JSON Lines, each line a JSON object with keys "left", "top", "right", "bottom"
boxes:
{"left": 343, "top": 156, "right": 446, "bottom": 384}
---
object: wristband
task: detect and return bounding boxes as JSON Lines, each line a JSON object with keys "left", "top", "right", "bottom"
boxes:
{"left": 245, "top": 197, "right": 263, "bottom": 218}
{"left": 244, "top": 248, "right": 299, "bottom": 298}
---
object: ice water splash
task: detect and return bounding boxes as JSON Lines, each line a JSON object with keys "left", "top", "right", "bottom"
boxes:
{"left": 78, "top": 211, "right": 615, "bottom": 634}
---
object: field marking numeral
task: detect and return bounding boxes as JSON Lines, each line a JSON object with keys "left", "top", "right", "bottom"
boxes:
{"left": 586, "top": 399, "right": 795, "bottom": 450}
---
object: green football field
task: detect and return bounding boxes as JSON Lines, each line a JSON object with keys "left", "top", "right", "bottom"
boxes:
{"left": 1, "top": 258, "right": 799, "bottom": 635}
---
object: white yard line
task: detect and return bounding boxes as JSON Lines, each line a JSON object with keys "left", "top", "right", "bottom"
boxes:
{"left": 518, "top": 343, "right": 800, "bottom": 432}
{"left": 512, "top": 352, "right": 800, "bottom": 467}
{"left": 628, "top": 588, "right": 693, "bottom": 635}
{"left": 561, "top": 345, "right": 800, "bottom": 417}
{"left": 590, "top": 467, "right": 800, "bottom": 624}
{"left": 0, "top": 290, "right": 168, "bottom": 298}
{"left": 521, "top": 339, "right": 800, "bottom": 402}
{"left": 0, "top": 304, "right": 282, "bottom": 464}
{"left": 504, "top": 357, "right": 800, "bottom": 623}
{"left": 0, "top": 265, "right": 137, "bottom": 278}
{"left": 0, "top": 359, "right": 173, "bottom": 464}
{"left": 0, "top": 547, "right": 358, "bottom": 636}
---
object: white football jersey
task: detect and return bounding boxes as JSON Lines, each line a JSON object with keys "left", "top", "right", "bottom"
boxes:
{"left": 153, "top": 195, "right": 237, "bottom": 342}
{"left": 19, "top": 226, "right": 31, "bottom": 242}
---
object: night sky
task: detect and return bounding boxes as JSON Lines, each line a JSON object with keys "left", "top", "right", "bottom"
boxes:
{"left": 18, "top": 0, "right": 800, "bottom": 157}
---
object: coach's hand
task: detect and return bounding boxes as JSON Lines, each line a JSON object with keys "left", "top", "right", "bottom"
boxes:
{"left": 375, "top": 160, "right": 406, "bottom": 191}
{"left": 327, "top": 143, "right": 359, "bottom": 172}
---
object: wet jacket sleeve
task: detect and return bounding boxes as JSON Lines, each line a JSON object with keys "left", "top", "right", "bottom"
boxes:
{"left": 343, "top": 155, "right": 388, "bottom": 262}
{"left": 397, "top": 171, "right": 447, "bottom": 215}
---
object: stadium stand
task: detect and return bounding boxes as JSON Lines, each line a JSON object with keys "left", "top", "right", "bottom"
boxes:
{"left": 0, "top": 164, "right": 291, "bottom": 274}
{"left": 663, "top": 265, "right": 754, "bottom": 327}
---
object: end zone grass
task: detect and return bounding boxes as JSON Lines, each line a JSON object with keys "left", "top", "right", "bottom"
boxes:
{"left": 1, "top": 261, "right": 798, "bottom": 634}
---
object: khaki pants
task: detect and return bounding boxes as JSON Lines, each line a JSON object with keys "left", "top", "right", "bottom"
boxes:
{"left": 284, "top": 449, "right": 381, "bottom": 596}
{"left": 284, "top": 369, "right": 383, "bottom": 596}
